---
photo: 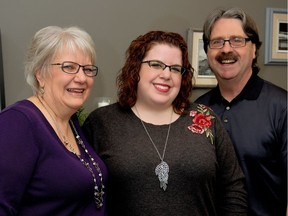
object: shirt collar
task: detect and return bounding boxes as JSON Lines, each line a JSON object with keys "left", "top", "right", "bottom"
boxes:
{"left": 208, "top": 73, "right": 264, "bottom": 104}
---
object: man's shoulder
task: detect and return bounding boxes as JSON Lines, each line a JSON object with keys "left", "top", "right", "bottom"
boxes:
{"left": 261, "top": 80, "right": 287, "bottom": 101}
{"left": 195, "top": 89, "right": 216, "bottom": 105}
{"left": 262, "top": 79, "right": 287, "bottom": 93}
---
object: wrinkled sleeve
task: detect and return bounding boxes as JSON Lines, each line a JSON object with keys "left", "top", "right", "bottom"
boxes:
{"left": 279, "top": 102, "right": 287, "bottom": 179}
{"left": 279, "top": 99, "right": 287, "bottom": 206}
{"left": 213, "top": 114, "right": 248, "bottom": 215}
{"left": 0, "top": 110, "right": 38, "bottom": 215}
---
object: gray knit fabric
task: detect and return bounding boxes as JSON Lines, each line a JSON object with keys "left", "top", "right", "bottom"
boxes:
{"left": 83, "top": 102, "right": 247, "bottom": 216}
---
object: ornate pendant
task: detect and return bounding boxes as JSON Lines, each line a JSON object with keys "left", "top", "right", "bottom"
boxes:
{"left": 155, "top": 161, "right": 169, "bottom": 191}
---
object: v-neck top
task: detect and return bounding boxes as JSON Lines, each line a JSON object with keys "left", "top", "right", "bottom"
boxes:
{"left": 0, "top": 100, "right": 108, "bottom": 216}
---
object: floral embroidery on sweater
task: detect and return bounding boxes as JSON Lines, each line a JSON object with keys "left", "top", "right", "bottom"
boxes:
{"left": 188, "top": 104, "right": 215, "bottom": 144}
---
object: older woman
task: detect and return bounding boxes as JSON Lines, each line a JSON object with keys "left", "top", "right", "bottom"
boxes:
{"left": 0, "top": 26, "right": 107, "bottom": 215}
{"left": 83, "top": 30, "right": 247, "bottom": 215}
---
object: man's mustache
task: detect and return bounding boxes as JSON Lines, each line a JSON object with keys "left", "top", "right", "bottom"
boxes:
{"left": 216, "top": 52, "right": 238, "bottom": 62}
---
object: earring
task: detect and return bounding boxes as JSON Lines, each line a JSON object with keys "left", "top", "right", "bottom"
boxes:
{"left": 39, "top": 86, "right": 45, "bottom": 95}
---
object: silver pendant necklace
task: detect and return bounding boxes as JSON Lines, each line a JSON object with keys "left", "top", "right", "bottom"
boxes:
{"left": 70, "top": 120, "right": 105, "bottom": 208}
{"left": 134, "top": 106, "right": 173, "bottom": 191}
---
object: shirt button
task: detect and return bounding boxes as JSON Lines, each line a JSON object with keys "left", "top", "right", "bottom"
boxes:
{"left": 223, "top": 118, "right": 228, "bottom": 123}
{"left": 226, "top": 106, "right": 230, "bottom": 110}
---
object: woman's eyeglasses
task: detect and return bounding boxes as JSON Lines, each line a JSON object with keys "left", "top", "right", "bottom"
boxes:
{"left": 51, "top": 61, "right": 98, "bottom": 77}
{"left": 142, "top": 60, "right": 186, "bottom": 75}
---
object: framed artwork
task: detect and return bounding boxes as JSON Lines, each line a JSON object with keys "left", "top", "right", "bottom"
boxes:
{"left": 264, "top": 8, "right": 288, "bottom": 65}
{"left": 187, "top": 28, "right": 217, "bottom": 88}
{"left": 0, "top": 29, "right": 5, "bottom": 110}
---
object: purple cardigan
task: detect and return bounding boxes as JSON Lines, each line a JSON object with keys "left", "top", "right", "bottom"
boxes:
{"left": 0, "top": 100, "right": 108, "bottom": 216}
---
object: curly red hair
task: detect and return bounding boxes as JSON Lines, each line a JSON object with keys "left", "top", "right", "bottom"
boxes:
{"left": 116, "top": 31, "right": 193, "bottom": 115}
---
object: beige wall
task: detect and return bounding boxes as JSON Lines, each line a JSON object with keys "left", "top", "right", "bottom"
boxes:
{"left": 0, "top": 0, "right": 287, "bottom": 112}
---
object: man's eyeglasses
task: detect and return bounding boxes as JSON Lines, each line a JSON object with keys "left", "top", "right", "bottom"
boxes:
{"left": 208, "top": 37, "right": 251, "bottom": 49}
{"left": 51, "top": 61, "right": 98, "bottom": 77}
{"left": 142, "top": 60, "right": 186, "bottom": 75}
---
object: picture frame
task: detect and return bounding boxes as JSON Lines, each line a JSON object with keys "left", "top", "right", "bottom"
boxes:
{"left": 187, "top": 28, "right": 217, "bottom": 88}
{"left": 264, "top": 8, "right": 288, "bottom": 65}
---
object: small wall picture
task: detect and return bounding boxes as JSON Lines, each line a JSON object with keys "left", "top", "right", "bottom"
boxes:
{"left": 187, "top": 28, "right": 217, "bottom": 88}
{"left": 265, "top": 8, "right": 288, "bottom": 65}
{"left": 278, "top": 22, "right": 288, "bottom": 51}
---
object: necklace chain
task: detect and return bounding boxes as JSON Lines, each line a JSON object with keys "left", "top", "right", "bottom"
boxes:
{"left": 134, "top": 106, "right": 173, "bottom": 191}
{"left": 134, "top": 106, "right": 172, "bottom": 161}
{"left": 70, "top": 120, "right": 105, "bottom": 208}
{"left": 37, "top": 95, "right": 105, "bottom": 207}
{"left": 37, "top": 95, "right": 74, "bottom": 151}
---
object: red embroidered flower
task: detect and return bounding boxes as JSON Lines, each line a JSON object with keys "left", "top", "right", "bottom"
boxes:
{"left": 190, "top": 110, "right": 197, "bottom": 117}
{"left": 193, "top": 113, "right": 212, "bottom": 128}
{"left": 188, "top": 124, "right": 204, "bottom": 134}
{"left": 188, "top": 104, "right": 215, "bottom": 144}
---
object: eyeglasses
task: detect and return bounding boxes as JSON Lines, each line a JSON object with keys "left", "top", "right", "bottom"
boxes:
{"left": 208, "top": 37, "right": 251, "bottom": 49}
{"left": 142, "top": 60, "right": 186, "bottom": 75}
{"left": 51, "top": 61, "right": 98, "bottom": 77}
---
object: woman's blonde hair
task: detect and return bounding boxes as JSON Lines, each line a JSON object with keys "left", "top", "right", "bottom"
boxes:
{"left": 24, "top": 26, "right": 96, "bottom": 94}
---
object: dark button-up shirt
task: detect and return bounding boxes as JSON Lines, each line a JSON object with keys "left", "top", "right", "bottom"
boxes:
{"left": 195, "top": 74, "right": 287, "bottom": 216}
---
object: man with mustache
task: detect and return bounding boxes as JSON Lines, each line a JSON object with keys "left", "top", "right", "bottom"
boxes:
{"left": 195, "top": 7, "right": 287, "bottom": 216}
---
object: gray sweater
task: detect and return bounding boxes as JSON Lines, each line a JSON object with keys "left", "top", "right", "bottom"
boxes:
{"left": 83, "top": 102, "right": 247, "bottom": 216}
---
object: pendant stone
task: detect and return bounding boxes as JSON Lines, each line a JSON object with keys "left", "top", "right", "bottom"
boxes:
{"left": 155, "top": 161, "right": 169, "bottom": 191}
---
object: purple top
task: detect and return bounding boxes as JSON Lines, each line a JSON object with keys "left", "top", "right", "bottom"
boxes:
{"left": 0, "top": 100, "right": 108, "bottom": 216}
